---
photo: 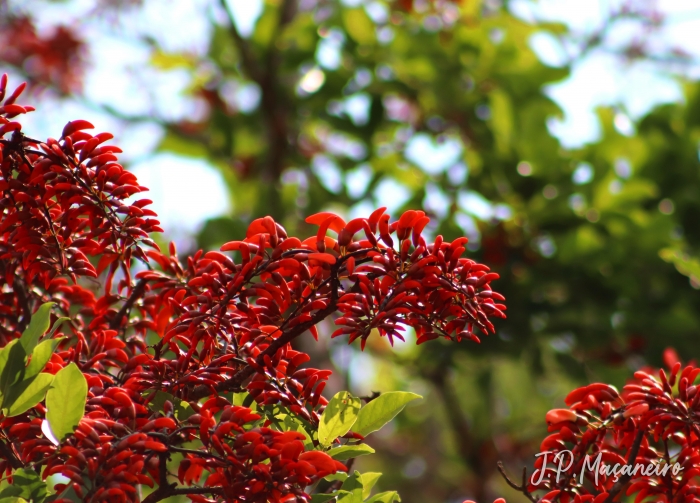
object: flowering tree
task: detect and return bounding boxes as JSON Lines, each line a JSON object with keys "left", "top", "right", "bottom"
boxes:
{"left": 2, "top": 69, "right": 699, "bottom": 503}
{"left": 0, "top": 75, "right": 506, "bottom": 502}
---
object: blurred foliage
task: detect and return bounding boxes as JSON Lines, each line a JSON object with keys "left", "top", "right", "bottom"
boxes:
{"left": 3, "top": 0, "right": 700, "bottom": 501}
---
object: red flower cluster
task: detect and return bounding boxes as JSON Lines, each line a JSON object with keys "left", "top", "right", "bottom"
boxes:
{"left": 0, "top": 75, "right": 505, "bottom": 502}
{"left": 496, "top": 350, "right": 700, "bottom": 503}
{"left": 0, "top": 17, "right": 85, "bottom": 94}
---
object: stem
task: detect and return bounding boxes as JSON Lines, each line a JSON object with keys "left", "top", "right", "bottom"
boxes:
{"left": 429, "top": 368, "right": 496, "bottom": 502}
{"left": 189, "top": 267, "right": 341, "bottom": 401}
{"left": 602, "top": 428, "right": 645, "bottom": 503}
{"left": 169, "top": 446, "right": 227, "bottom": 464}
{"left": 13, "top": 277, "right": 31, "bottom": 334}
{"left": 141, "top": 451, "right": 170, "bottom": 503}
{"left": 0, "top": 439, "right": 23, "bottom": 469}
{"left": 497, "top": 462, "right": 537, "bottom": 503}
{"left": 219, "top": 0, "right": 298, "bottom": 213}
{"left": 218, "top": 0, "right": 263, "bottom": 82}
{"left": 142, "top": 484, "right": 224, "bottom": 503}
{"left": 109, "top": 278, "right": 147, "bottom": 330}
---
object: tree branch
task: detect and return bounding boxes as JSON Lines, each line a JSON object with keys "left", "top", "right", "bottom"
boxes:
{"left": 13, "top": 277, "right": 31, "bottom": 334}
{"left": 426, "top": 365, "right": 496, "bottom": 501}
{"left": 141, "top": 451, "right": 171, "bottom": 503}
{"left": 142, "top": 483, "right": 224, "bottom": 503}
{"left": 497, "top": 462, "right": 537, "bottom": 503}
{"left": 109, "top": 278, "right": 147, "bottom": 330}
{"left": 219, "top": 0, "right": 298, "bottom": 212}
{"left": 602, "top": 428, "right": 645, "bottom": 503}
{"left": 0, "top": 439, "right": 23, "bottom": 470}
{"left": 218, "top": 0, "right": 264, "bottom": 83}
{"left": 189, "top": 266, "right": 340, "bottom": 401}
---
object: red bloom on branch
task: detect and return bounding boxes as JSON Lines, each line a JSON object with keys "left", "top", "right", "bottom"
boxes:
{"left": 0, "top": 74, "right": 506, "bottom": 502}
{"left": 498, "top": 351, "right": 700, "bottom": 503}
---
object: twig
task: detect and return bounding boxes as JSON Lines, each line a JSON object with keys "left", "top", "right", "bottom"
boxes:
{"left": 13, "top": 278, "right": 31, "bottom": 334}
{"left": 219, "top": 0, "right": 298, "bottom": 195}
{"left": 189, "top": 265, "right": 341, "bottom": 401}
{"left": 168, "top": 446, "right": 227, "bottom": 464}
{"left": 602, "top": 429, "right": 645, "bottom": 503}
{"left": 142, "top": 483, "right": 224, "bottom": 503}
{"left": 141, "top": 451, "right": 170, "bottom": 503}
{"left": 109, "top": 278, "right": 147, "bottom": 330}
{"left": 218, "top": 0, "right": 263, "bottom": 83}
{"left": 497, "top": 462, "right": 537, "bottom": 503}
{"left": 0, "top": 439, "right": 23, "bottom": 469}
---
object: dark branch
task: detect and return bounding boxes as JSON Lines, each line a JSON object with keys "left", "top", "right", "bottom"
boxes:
{"left": 602, "top": 428, "right": 645, "bottom": 503}
{"left": 0, "top": 439, "right": 23, "bottom": 470}
{"left": 218, "top": 0, "right": 263, "bottom": 83}
{"left": 497, "top": 462, "right": 537, "bottom": 503}
{"left": 141, "top": 451, "right": 171, "bottom": 503}
{"left": 109, "top": 278, "right": 148, "bottom": 330}
{"left": 219, "top": 0, "right": 298, "bottom": 198}
{"left": 189, "top": 265, "right": 341, "bottom": 401}
{"left": 142, "top": 483, "right": 224, "bottom": 503}
{"left": 169, "top": 446, "right": 227, "bottom": 464}
{"left": 13, "top": 277, "right": 31, "bottom": 334}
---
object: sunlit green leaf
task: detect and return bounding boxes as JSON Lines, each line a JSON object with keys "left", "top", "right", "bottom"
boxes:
{"left": 3, "top": 373, "right": 54, "bottom": 417}
{"left": 353, "top": 392, "right": 421, "bottom": 437}
{"left": 318, "top": 391, "right": 361, "bottom": 447}
{"left": 310, "top": 494, "right": 336, "bottom": 503}
{"left": 46, "top": 363, "right": 87, "bottom": 442}
{"left": 19, "top": 302, "right": 55, "bottom": 355}
{"left": 366, "top": 491, "right": 401, "bottom": 503}
{"left": 327, "top": 444, "right": 375, "bottom": 461}
{"left": 323, "top": 473, "right": 349, "bottom": 483}
{"left": 360, "top": 472, "right": 382, "bottom": 499}
{"left": 0, "top": 341, "right": 27, "bottom": 404}
{"left": 25, "top": 338, "right": 63, "bottom": 380}
{"left": 343, "top": 9, "right": 375, "bottom": 45}
{"left": 338, "top": 471, "right": 363, "bottom": 503}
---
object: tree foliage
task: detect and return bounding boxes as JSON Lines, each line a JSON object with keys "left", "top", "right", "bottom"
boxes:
{"left": 1, "top": 0, "right": 700, "bottom": 501}
{"left": 0, "top": 76, "right": 507, "bottom": 501}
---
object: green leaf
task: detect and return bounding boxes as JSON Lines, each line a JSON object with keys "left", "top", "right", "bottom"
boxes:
{"left": 353, "top": 392, "right": 421, "bottom": 437}
{"left": 366, "top": 491, "right": 401, "bottom": 503}
{"left": 0, "top": 484, "right": 22, "bottom": 498}
{"left": 19, "top": 303, "right": 55, "bottom": 355}
{"left": 150, "top": 49, "right": 197, "bottom": 70}
{"left": 46, "top": 363, "right": 87, "bottom": 442}
{"left": 327, "top": 444, "right": 375, "bottom": 461}
{"left": 343, "top": 9, "right": 375, "bottom": 45}
{"left": 232, "top": 391, "right": 249, "bottom": 406}
{"left": 0, "top": 498, "right": 28, "bottom": 503}
{"left": 338, "top": 471, "right": 363, "bottom": 503}
{"left": 323, "top": 473, "right": 348, "bottom": 483}
{"left": 3, "top": 373, "right": 54, "bottom": 417}
{"left": 0, "top": 467, "right": 47, "bottom": 502}
{"left": 0, "top": 341, "right": 27, "bottom": 404}
{"left": 359, "top": 472, "right": 382, "bottom": 499}
{"left": 46, "top": 318, "right": 69, "bottom": 339}
{"left": 318, "top": 391, "right": 361, "bottom": 447}
{"left": 660, "top": 248, "right": 700, "bottom": 283}
{"left": 25, "top": 338, "right": 63, "bottom": 380}
{"left": 310, "top": 494, "right": 337, "bottom": 503}
{"left": 146, "top": 390, "right": 195, "bottom": 421}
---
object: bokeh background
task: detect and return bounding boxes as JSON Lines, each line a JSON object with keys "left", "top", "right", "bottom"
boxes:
{"left": 3, "top": 0, "right": 700, "bottom": 501}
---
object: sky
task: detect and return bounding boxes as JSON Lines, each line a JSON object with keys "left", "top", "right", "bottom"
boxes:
{"left": 16, "top": 0, "right": 700, "bottom": 241}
